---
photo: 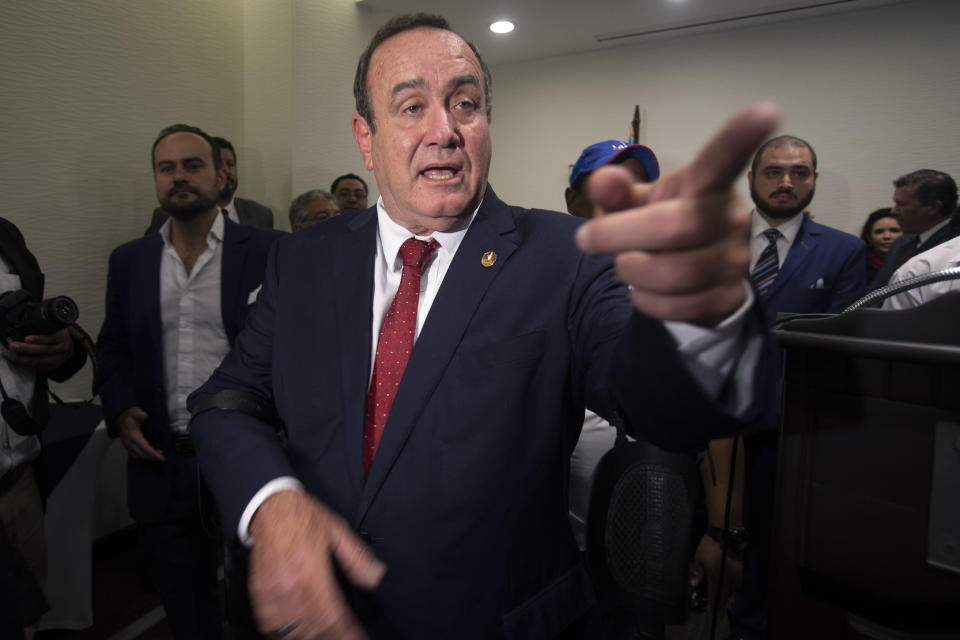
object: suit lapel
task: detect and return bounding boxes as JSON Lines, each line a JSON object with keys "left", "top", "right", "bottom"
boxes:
{"left": 918, "top": 221, "right": 959, "bottom": 254}
{"left": 356, "top": 187, "right": 519, "bottom": 524}
{"left": 220, "top": 219, "right": 248, "bottom": 341}
{"left": 139, "top": 235, "right": 165, "bottom": 380}
{"left": 338, "top": 210, "right": 378, "bottom": 497}
{"left": 768, "top": 215, "right": 819, "bottom": 299}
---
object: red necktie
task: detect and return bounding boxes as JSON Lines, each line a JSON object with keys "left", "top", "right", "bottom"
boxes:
{"left": 363, "top": 237, "right": 439, "bottom": 473}
{"left": 896, "top": 236, "right": 920, "bottom": 267}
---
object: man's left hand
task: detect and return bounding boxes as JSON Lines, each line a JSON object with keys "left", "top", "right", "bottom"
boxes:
{"left": 690, "top": 534, "right": 743, "bottom": 611}
{"left": 2, "top": 329, "right": 74, "bottom": 373}
{"left": 576, "top": 103, "right": 780, "bottom": 326}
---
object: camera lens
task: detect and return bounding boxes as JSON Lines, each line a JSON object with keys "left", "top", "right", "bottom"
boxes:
{"left": 51, "top": 297, "right": 78, "bottom": 323}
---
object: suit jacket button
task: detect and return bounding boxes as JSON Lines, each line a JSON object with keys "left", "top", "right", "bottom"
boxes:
{"left": 358, "top": 531, "right": 372, "bottom": 545}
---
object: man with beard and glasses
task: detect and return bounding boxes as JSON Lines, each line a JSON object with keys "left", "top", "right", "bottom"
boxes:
{"left": 729, "top": 135, "right": 865, "bottom": 640}
{"left": 98, "top": 124, "right": 282, "bottom": 639}
{"left": 145, "top": 136, "right": 274, "bottom": 234}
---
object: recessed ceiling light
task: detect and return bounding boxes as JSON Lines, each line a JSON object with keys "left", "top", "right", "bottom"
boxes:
{"left": 489, "top": 20, "right": 515, "bottom": 34}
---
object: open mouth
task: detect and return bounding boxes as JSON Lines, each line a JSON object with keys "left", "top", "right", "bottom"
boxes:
{"left": 420, "top": 165, "right": 461, "bottom": 182}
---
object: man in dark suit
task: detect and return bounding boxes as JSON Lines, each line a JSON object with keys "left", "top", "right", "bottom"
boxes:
{"left": 188, "top": 14, "right": 780, "bottom": 639}
{"left": 867, "top": 169, "right": 959, "bottom": 291}
{"left": 98, "top": 124, "right": 281, "bottom": 638}
{"left": 0, "top": 217, "right": 87, "bottom": 640}
{"left": 730, "top": 135, "right": 866, "bottom": 640}
{"left": 145, "top": 136, "right": 274, "bottom": 235}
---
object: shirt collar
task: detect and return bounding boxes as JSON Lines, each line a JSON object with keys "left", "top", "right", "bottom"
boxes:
{"left": 376, "top": 196, "right": 480, "bottom": 270}
{"left": 918, "top": 217, "right": 950, "bottom": 245}
{"left": 159, "top": 209, "right": 225, "bottom": 248}
{"left": 751, "top": 208, "right": 805, "bottom": 247}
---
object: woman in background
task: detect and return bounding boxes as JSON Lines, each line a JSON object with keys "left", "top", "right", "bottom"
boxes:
{"left": 860, "top": 208, "right": 903, "bottom": 282}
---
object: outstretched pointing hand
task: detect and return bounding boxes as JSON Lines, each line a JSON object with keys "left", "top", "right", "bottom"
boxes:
{"left": 576, "top": 103, "right": 780, "bottom": 326}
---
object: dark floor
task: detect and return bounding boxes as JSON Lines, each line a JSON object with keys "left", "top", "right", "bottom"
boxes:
{"left": 36, "top": 527, "right": 171, "bottom": 640}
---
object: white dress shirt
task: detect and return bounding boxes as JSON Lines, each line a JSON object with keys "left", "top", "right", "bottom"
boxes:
{"left": 0, "top": 265, "right": 39, "bottom": 477}
{"left": 238, "top": 198, "right": 758, "bottom": 543}
{"left": 883, "top": 236, "right": 960, "bottom": 309}
{"left": 159, "top": 214, "right": 230, "bottom": 435}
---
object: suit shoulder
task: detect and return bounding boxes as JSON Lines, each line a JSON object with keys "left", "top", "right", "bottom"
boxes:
{"left": 237, "top": 197, "right": 271, "bottom": 211}
{"left": 0, "top": 217, "right": 27, "bottom": 245}
{"left": 508, "top": 204, "right": 583, "bottom": 233}
{"left": 109, "top": 233, "right": 161, "bottom": 262}
{"left": 808, "top": 220, "right": 863, "bottom": 251}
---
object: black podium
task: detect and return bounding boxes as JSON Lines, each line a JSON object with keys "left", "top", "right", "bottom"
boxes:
{"left": 768, "top": 293, "right": 960, "bottom": 639}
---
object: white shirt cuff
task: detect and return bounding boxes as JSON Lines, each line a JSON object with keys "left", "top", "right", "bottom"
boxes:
{"left": 663, "top": 280, "right": 759, "bottom": 417}
{"left": 237, "top": 476, "right": 304, "bottom": 547}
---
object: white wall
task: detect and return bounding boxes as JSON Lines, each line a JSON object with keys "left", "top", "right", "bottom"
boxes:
{"left": 0, "top": 0, "right": 246, "bottom": 398}
{"left": 290, "top": 0, "right": 380, "bottom": 214}
{"left": 487, "top": 0, "right": 960, "bottom": 237}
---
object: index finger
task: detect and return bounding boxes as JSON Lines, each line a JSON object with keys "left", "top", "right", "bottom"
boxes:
{"left": 681, "top": 102, "right": 780, "bottom": 197}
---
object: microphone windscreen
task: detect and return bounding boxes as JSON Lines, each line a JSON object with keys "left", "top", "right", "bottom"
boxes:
{"left": 587, "top": 440, "right": 699, "bottom": 625}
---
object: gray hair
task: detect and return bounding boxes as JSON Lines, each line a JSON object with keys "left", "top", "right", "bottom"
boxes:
{"left": 289, "top": 189, "right": 337, "bottom": 228}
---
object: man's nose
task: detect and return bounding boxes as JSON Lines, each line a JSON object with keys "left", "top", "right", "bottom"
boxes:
{"left": 425, "top": 107, "right": 460, "bottom": 147}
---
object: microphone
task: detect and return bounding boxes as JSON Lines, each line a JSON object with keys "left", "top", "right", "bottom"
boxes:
{"left": 586, "top": 436, "right": 699, "bottom": 634}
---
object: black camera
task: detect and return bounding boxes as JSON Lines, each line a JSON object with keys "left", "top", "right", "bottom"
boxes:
{"left": 0, "top": 289, "right": 78, "bottom": 345}
{"left": 0, "top": 290, "right": 81, "bottom": 436}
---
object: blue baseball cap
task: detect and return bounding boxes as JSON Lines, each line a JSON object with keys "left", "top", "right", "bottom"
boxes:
{"left": 569, "top": 140, "right": 660, "bottom": 188}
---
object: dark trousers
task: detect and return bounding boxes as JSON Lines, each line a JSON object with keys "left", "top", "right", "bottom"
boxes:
{"left": 139, "top": 451, "right": 223, "bottom": 640}
{"left": 728, "top": 430, "right": 778, "bottom": 640}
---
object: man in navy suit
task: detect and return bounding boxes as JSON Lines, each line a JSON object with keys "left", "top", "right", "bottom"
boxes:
{"left": 867, "top": 169, "right": 959, "bottom": 292}
{"left": 98, "top": 124, "right": 281, "bottom": 638}
{"left": 188, "top": 14, "right": 781, "bottom": 639}
{"left": 729, "top": 135, "right": 865, "bottom": 640}
{"left": 145, "top": 136, "right": 275, "bottom": 235}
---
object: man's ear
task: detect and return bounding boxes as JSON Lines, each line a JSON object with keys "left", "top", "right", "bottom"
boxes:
{"left": 352, "top": 114, "right": 374, "bottom": 171}
{"left": 564, "top": 187, "right": 578, "bottom": 215}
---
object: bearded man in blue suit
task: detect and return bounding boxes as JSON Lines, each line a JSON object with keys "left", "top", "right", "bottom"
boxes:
{"left": 188, "top": 13, "right": 784, "bottom": 640}
{"left": 730, "top": 135, "right": 866, "bottom": 640}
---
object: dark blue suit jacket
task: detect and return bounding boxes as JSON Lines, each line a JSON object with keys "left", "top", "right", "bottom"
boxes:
{"left": 759, "top": 214, "right": 866, "bottom": 326}
{"left": 756, "top": 214, "right": 865, "bottom": 429}
{"left": 866, "top": 218, "right": 960, "bottom": 292}
{"left": 189, "top": 186, "right": 763, "bottom": 638}
{"left": 97, "top": 218, "right": 282, "bottom": 523}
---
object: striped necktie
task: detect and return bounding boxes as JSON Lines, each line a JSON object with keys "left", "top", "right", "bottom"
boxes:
{"left": 750, "top": 228, "right": 782, "bottom": 297}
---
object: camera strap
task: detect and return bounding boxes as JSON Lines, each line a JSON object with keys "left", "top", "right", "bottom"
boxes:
{"left": 0, "top": 373, "right": 44, "bottom": 436}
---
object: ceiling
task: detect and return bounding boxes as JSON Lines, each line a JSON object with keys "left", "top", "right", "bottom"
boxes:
{"left": 358, "top": 0, "right": 904, "bottom": 65}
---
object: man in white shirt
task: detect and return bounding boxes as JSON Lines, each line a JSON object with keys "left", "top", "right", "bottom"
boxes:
{"left": 0, "top": 216, "right": 86, "bottom": 639}
{"left": 97, "top": 124, "right": 281, "bottom": 639}
{"left": 145, "top": 136, "right": 274, "bottom": 235}
{"left": 883, "top": 236, "right": 960, "bottom": 309}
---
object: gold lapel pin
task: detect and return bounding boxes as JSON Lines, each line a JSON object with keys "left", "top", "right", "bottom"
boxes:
{"left": 481, "top": 251, "right": 497, "bottom": 267}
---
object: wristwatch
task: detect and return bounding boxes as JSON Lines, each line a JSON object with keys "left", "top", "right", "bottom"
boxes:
{"left": 705, "top": 525, "right": 749, "bottom": 552}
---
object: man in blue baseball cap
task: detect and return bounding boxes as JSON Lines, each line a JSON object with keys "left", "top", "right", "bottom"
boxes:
{"left": 565, "top": 140, "right": 660, "bottom": 219}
